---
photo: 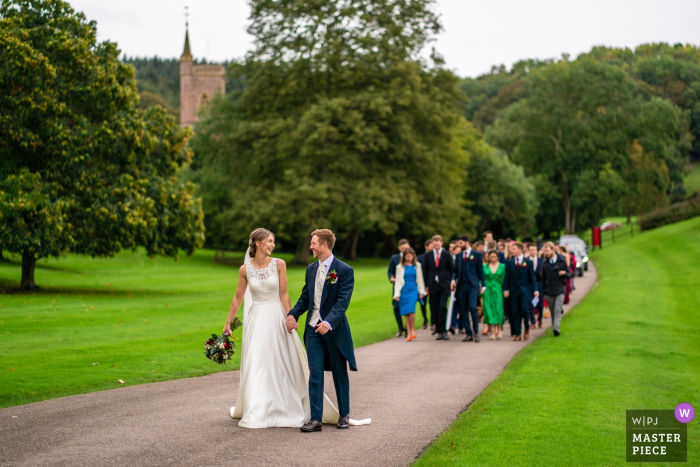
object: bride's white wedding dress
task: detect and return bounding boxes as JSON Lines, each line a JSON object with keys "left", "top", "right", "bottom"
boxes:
{"left": 230, "top": 258, "right": 340, "bottom": 428}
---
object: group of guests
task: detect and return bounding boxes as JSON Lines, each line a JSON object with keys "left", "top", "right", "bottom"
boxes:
{"left": 388, "top": 232, "right": 577, "bottom": 342}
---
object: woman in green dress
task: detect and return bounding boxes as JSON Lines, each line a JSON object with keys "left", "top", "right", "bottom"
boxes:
{"left": 482, "top": 249, "right": 506, "bottom": 340}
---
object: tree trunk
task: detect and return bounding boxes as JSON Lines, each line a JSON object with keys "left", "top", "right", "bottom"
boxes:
{"left": 342, "top": 228, "right": 359, "bottom": 261}
{"left": 21, "top": 253, "right": 37, "bottom": 290}
{"left": 0, "top": 249, "right": 4, "bottom": 260}
{"left": 626, "top": 213, "right": 631, "bottom": 224}
{"left": 571, "top": 208, "right": 577, "bottom": 233}
{"left": 563, "top": 195, "right": 573, "bottom": 234}
{"left": 293, "top": 235, "right": 311, "bottom": 265}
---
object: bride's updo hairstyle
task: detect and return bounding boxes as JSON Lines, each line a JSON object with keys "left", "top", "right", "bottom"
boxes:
{"left": 248, "top": 228, "right": 275, "bottom": 258}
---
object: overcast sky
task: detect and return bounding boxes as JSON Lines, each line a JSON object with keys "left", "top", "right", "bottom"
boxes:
{"left": 70, "top": 0, "right": 700, "bottom": 78}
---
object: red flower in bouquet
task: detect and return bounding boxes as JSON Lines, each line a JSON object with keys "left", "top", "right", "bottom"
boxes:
{"left": 204, "top": 317, "right": 242, "bottom": 365}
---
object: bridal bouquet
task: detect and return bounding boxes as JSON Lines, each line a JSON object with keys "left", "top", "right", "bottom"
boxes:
{"left": 204, "top": 317, "right": 242, "bottom": 365}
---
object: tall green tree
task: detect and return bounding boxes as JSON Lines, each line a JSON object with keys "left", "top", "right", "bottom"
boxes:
{"left": 0, "top": 0, "right": 205, "bottom": 289}
{"left": 191, "top": 0, "right": 473, "bottom": 262}
{"left": 459, "top": 121, "right": 538, "bottom": 238}
{"left": 488, "top": 59, "right": 683, "bottom": 233}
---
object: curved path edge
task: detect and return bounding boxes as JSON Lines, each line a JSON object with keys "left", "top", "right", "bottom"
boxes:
{"left": 0, "top": 263, "right": 597, "bottom": 467}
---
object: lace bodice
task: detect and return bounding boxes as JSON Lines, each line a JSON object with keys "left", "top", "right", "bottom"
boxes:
{"left": 246, "top": 258, "right": 280, "bottom": 304}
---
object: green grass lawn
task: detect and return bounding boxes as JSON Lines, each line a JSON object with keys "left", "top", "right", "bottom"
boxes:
{"left": 0, "top": 249, "right": 396, "bottom": 409}
{"left": 415, "top": 216, "right": 700, "bottom": 466}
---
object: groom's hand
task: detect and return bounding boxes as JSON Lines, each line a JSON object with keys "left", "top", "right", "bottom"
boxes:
{"left": 315, "top": 321, "right": 330, "bottom": 335}
{"left": 285, "top": 315, "right": 298, "bottom": 333}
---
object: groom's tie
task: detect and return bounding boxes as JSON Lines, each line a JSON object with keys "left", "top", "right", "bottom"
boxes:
{"left": 309, "top": 263, "right": 326, "bottom": 327}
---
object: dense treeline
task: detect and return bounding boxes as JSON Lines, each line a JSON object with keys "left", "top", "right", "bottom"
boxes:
{"left": 11, "top": 0, "right": 690, "bottom": 264}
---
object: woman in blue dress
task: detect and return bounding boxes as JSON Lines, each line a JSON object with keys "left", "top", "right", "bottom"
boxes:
{"left": 393, "top": 248, "right": 426, "bottom": 341}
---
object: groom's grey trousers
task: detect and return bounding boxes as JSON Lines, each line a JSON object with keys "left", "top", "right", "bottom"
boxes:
{"left": 306, "top": 328, "right": 350, "bottom": 421}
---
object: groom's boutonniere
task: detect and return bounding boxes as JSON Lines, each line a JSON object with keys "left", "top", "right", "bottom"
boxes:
{"left": 522, "top": 262, "right": 528, "bottom": 268}
{"left": 469, "top": 255, "right": 475, "bottom": 261}
{"left": 326, "top": 270, "right": 338, "bottom": 285}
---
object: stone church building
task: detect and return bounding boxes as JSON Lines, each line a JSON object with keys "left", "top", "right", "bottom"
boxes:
{"left": 179, "top": 30, "right": 226, "bottom": 127}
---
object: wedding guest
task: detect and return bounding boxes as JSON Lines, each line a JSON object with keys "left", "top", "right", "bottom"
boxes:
{"left": 451, "top": 235, "right": 485, "bottom": 343}
{"left": 540, "top": 242, "right": 573, "bottom": 336}
{"left": 474, "top": 241, "right": 485, "bottom": 254}
{"left": 394, "top": 248, "right": 426, "bottom": 342}
{"left": 482, "top": 249, "right": 505, "bottom": 339}
{"left": 416, "top": 240, "right": 432, "bottom": 330}
{"left": 528, "top": 243, "right": 544, "bottom": 328}
{"left": 448, "top": 241, "right": 462, "bottom": 335}
{"left": 503, "top": 242, "right": 538, "bottom": 341}
{"left": 388, "top": 239, "right": 409, "bottom": 337}
{"left": 561, "top": 245, "right": 574, "bottom": 304}
{"left": 423, "top": 235, "right": 453, "bottom": 340}
{"left": 483, "top": 231, "right": 494, "bottom": 246}
{"left": 488, "top": 240, "right": 506, "bottom": 263}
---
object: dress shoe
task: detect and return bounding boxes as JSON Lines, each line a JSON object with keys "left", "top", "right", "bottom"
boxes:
{"left": 448, "top": 327, "right": 456, "bottom": 335}
{"left": 553, "top": 330, "right": 560, "bottom": 337}
{"left": 443, "top": 333, "right": 449, "bottom": 340}
{"left": 422, "top": 322, "right": 428, "bottom": 330}
{"left": 513, "top": 335, "right": 522, "bottom": 341}
{"left": 462, "top": 335, "right": 473, "bottom": 342}
{"left": 489, "top": 333, "right": 496, "bottom": 340}
{"left": 435, "top": 334, "right": 444, "bottom": 341}
{"left": 458, "top": 328, "right": 466, "bottom": 334}
{"left": 301, "top": 420, "right": 322, "bottom": 432}
{"left": 538, "top": 321, "right": 542, "bottom": 329}
{"left": 474, "top": 335, "right": 481, "bottom": 343}
{"left": 337, "top": 416, "right": 349, "bottom": 429}
{"left": 524, "top": 329, "right": 529, "bottom": 340}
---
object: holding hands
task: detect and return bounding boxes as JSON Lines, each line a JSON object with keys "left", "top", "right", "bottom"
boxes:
{"left": 285, "top": 314, "right": 298, "bottom": 333}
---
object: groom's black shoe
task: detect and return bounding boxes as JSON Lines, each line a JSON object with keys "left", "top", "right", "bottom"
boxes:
{"left": 301, "top": 420, "right": 322, "bottom": 432}
{"left": 337, "top": 416, "right": 349, "bottom": 429}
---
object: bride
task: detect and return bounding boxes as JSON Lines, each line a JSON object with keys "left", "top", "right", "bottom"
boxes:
{"left": 223, "top": 228, "right": 339, "bottom": 428}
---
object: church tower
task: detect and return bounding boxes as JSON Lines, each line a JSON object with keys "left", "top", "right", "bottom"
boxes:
{"left": 179, "top": 28, "right": 226, "bottom": 127}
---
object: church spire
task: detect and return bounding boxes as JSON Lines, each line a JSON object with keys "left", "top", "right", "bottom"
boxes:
{"left": 181, "top": 6, "right": 192, "bottom": 62}
{"left": 181, "top": 28, "right": 192, "bottom": 62}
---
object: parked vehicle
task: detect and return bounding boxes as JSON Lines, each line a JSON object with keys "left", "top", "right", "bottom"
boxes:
{"left": 559, "top": 235, "right": 589, "bottom": 275}
{"left": 600, "top": 221, "right": 623, "bottom": 231}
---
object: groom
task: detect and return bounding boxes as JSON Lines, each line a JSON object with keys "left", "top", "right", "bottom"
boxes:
{"left": 286, "top": 229, "right": 356, "bottom": 432}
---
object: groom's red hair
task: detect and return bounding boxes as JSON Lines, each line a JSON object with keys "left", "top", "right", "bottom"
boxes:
{"left": 311, "top": 229, "right": 336, "bottom": 250}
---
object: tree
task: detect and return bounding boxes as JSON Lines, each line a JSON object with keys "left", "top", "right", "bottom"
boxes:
{"left": 487, "top": 59, "right": 683, "bottom": 233}
{"left": 460, "top": 121, "right": 538, "bottom": 238}
{"left": 191, "top": 0, "right": 472, "bottom": 262}
{"left": 0, "top": 0, "right": 205, "bottom": 289}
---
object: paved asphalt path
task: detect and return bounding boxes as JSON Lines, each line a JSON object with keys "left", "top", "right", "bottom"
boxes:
{"left": 1, "top": 263, "right": 596, "bottom": 467}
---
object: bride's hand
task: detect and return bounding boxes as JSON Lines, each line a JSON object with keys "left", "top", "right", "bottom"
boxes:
{"left": 222, "top": 323, "right": 232, "bottom": 336}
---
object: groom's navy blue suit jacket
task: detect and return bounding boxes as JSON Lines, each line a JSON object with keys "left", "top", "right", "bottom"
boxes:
{"left": 289, "top": 257, "right": 357, "bottom": 371}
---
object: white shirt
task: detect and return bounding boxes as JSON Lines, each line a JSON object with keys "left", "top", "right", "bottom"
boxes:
{"left": 462, "top": 247, "right": 472, "bottom": 260}
{"left": 309, "top": 255, "right": 335, "bottom": 329}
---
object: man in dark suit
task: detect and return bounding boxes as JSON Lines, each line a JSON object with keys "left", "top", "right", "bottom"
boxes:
{"left": 452, "top": 235, "right": 486, "bottom": 342}
{"left": 388, "top": 239, "right": 410, "bottom": 337}
{"left": 423, "top": 235, "right": 453, "bottom": 340}
{"left": 504, "top": 242, "right": 539, "bottom": 341}
{"left": 527, "top": 243, "right": 544, "bottom": 328}
{"left": 416, "top": 239, "right": 433, "bottom": 329}
{"left": 540, "top": 241, "right": 574, "bottom": 336}
{"left": 287, "top": 229, "right": 356, "bottom": 431}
